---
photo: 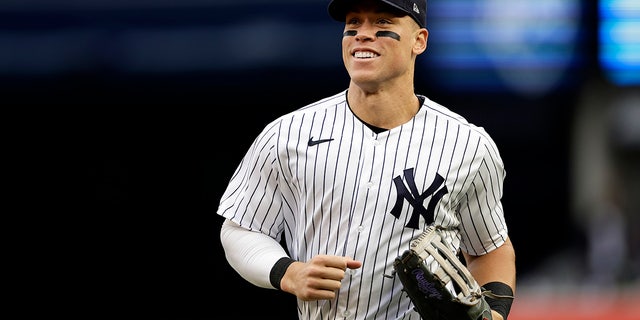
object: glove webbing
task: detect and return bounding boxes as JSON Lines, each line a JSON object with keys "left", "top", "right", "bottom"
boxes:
{"left": 409, "top": 225, "right": 484, "bottom": 306}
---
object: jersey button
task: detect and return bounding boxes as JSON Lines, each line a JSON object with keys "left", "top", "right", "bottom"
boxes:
{"left": 357, "top": 225, "right": 364, "bottom": 232}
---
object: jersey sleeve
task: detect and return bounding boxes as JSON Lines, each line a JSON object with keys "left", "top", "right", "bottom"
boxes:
{"left": 216, "top": 121, "right": 285, "bottom": 240}
{"left": 457, "top": 131, "right": 508, "bottom": 256}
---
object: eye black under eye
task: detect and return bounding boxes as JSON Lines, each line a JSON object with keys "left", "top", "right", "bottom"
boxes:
{"left": 343, "top": 30, "right": 357, "bottom": 37}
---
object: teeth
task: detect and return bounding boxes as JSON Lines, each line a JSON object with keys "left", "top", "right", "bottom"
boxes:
{"left": 354, "top": 51, "right": 378, "bottom": 58}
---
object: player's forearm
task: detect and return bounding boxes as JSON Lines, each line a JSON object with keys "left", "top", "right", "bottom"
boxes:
{"left": 464, "top": 237, "right": 516, "bottom": 290}
{"left": 464, "top": 237, "right": 516, "bottom": 319}
{"left": 220, "top": 219, "right": 289, "bottom": 289}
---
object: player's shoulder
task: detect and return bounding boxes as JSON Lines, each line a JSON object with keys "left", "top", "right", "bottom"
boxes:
{"left": 267, "top": 90, "right": 346, "bottom": 124}
{"left": 420, "top": 95, "right": 469, "bottom": 124}
{"left": 420, "top": 95, "right": 494, "bottom": 140}
{"left": 294, "top": 90, "right": 346, "bottom": 114}
{"left": 255, "top": 90, "right": 347, "bottom": 136}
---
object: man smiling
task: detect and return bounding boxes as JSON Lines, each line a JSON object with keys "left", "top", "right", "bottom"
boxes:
{"left": 217, "top": 1, "right": 517, "bottom": 319}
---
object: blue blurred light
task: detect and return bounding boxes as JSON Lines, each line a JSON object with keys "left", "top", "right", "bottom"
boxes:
{"left": 599, "top": 0, "right": 640, "bottom": 86}
{"left": 422, "top": 0, "right": 583, "bottom": 96}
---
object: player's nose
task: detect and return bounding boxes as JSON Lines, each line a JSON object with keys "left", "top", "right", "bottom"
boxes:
{"left": 355, "top": 30, "right": 375, "bottom": 41}
{"left": 354, "top": 23, "right": 377, "bottom": 41}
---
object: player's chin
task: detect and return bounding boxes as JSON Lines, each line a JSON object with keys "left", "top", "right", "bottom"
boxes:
{"left": 347, "top": 70, "right": 382, "bottom": 86}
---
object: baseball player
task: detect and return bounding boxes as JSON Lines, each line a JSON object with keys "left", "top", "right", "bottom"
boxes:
{"left": 217, "top": 0, "right": 516, "bottom": 319}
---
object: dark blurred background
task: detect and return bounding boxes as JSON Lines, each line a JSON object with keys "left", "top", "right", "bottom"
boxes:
{"left": 7, "top": 0, "right": 638, "bottom": 318}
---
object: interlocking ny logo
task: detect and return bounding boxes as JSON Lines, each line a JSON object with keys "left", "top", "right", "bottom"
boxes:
{"left": 390, "top": 168, "right": 448, "bottom": 229}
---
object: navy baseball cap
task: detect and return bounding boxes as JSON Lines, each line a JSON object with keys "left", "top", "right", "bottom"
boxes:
{"left": 328, "top": 0, "right": 427, "bottom": 29}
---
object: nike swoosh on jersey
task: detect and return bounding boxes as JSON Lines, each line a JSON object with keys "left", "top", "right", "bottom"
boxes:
{"left": 308, "top": 137, "right": 334, "bottom": 146}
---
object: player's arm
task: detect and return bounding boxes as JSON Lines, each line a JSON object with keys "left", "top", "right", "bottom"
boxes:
{"left": 220, "top": 219, "right": 363, "bottom": 299}
{"left": 462, "top": 237, "right": 516, "bottom": 320}
{"left": 220, "top": 219, "right": 289, "bottom": 288}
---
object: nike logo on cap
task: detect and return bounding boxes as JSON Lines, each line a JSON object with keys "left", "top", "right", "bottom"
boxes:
{"left": 308, "top": 137, "right": 334, "bottom": 146}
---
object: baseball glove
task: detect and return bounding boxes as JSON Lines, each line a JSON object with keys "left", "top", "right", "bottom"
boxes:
{"left": 393, "top": 225, "right": 492, "bottom": 320}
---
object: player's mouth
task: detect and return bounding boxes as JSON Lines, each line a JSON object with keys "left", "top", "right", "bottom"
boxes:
{"left": 353, "top": 51, "right": 379, "bottom": 59}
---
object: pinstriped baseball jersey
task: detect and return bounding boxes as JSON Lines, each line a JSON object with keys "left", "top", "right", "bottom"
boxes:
{"left": 217, "top": 90, "right": 508, "bottom": 320}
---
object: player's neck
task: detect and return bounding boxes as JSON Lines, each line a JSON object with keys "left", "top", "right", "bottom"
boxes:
{"left": 346, "top": 87, "right": 420, "bottom": 130}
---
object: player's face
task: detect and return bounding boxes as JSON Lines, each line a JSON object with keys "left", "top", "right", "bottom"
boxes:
{"left": 341, "top": 3, "right": 427, "bottom": 89}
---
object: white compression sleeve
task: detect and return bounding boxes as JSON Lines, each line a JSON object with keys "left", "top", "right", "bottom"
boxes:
{"left": 219, "top": 219, "right": 289, "bottom": 289}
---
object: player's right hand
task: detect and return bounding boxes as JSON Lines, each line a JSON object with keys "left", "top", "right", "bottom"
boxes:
{"left": 280, "top": 255, "right": 363, "bottom": 301}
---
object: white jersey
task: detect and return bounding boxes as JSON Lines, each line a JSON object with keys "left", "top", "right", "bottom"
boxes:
{"left": 218, "top": 90, "right": 508, "bottom": 320}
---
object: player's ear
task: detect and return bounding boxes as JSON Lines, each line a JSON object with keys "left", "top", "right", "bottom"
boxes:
{"left": 413, "top": 28, "right": 428, "bottom": 54}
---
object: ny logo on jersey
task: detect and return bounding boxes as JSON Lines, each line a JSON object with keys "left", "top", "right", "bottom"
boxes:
{"left": 390, "top": 168, "right": 448, "bottom": 229}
